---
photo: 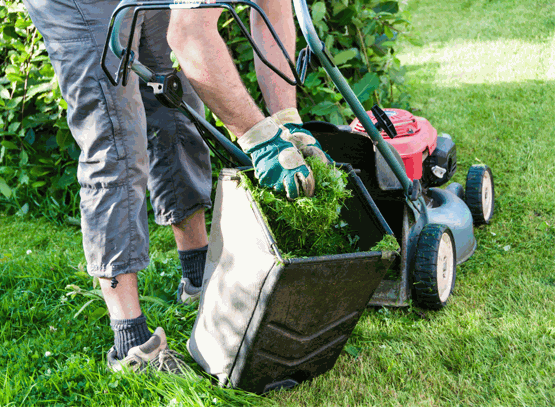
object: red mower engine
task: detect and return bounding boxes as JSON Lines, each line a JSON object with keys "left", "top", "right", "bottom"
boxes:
{"left": 350, "top": 109, "right": 457, "bottom": 188}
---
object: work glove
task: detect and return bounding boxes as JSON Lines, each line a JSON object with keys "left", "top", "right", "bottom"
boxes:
{"left": 238, "top": 117, "right": 315, "bottom": 200}
{"left": 271, "top": 108, "right": 333, "bottom": 165}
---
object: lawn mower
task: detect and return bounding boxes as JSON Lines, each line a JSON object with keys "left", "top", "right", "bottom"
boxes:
{"left": 101, "top": 0, "right": 495, "bottom": 393}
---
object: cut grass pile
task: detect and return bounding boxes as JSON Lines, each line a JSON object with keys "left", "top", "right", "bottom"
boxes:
{"left": 241, "top": 156, "right": 358, "bottom": 258}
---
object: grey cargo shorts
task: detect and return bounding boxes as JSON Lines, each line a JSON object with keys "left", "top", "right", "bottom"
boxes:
{"left": 23, "top": 0, "right": 212, "bottom": 278}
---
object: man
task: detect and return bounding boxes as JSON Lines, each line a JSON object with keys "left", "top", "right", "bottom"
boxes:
{"left": 22, "top": 0, "right": 328, "bottom": 373}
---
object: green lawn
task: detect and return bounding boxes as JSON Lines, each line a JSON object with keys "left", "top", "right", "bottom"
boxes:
{"left": 1, "top": 0, "right": 555, "bottom": 405}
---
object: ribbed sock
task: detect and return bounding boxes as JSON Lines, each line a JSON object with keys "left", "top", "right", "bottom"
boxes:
{"left": 110, "top": 314, "right": 152, "bottom": 360}
{"left": 178, "top": 245, "right": 208, "bottom": 288}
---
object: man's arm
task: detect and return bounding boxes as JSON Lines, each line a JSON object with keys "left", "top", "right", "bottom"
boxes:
{"left": 167, "top": 8, "right": 264, "bottom": 138}
{"left": 250, "top": 0, "right": 297, "bottom": 115}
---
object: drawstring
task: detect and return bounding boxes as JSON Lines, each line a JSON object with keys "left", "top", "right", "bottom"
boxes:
{"left": 111, "top": 276, "right": 119, "bottom": 289}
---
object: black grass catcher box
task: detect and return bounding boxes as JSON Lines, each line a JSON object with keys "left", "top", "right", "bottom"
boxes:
{"left": 188, "top": 166, "right": 397, "bottom": 394}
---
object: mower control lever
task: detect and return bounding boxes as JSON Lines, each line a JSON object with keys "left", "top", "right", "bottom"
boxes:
{"left": 408, "top": 179, "right": 422, "bottom": 201}
{"left": 147, "top": 71, "right": 184, "bottom": 109}
{"left": 115, "top": 48, "right": 135, "bottom": 87}
{"left": 371, "top": 105, "right": 397, "bottom": 139}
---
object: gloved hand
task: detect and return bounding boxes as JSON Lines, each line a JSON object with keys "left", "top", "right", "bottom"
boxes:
{"left": 271, "top": 108, "right": 333, "bottom": 165}
{"left": 238, "top": 117, "right": 315, "bottom": 200}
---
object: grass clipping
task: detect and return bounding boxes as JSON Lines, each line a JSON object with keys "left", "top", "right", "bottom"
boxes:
{"left": 241, "top": 157, "right": 359, "bottom": 259}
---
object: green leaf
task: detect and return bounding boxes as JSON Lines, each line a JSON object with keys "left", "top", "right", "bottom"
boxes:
{"left": 329, "top": 109, "right": 343, "bottom": 126}
{"left": 89, "top": 307, "right": 108, "bottom": 321}
{"left": 39, "top": 64, "right": 55, "bottom": 78}
{"left": 384, "top": 25, "right": 394, "bottom": 39}
{"left": 19, "top": 172, "right": 29, "bottom": 185}
{"left": 334, "top": 48, "right": 359, "bottom": 65}
{"left": 344, "top": 344, "right": 361, "bottom": 358}
{"left": 15, "top": 18, "right": 32, "bottom": 29}
{"left": 2, "top": 25, "right": 17, "bottom": 40}
{"left": 67, "top": 142, "right": 81, "bottom": 160}
{"left": 0, "top": 88, "right": 10, "bottom": 99}
{"left": 19, "top": 150, "right": 28, "bottom": 166}
{"left": 139, "top": 295, "right": 169, "bottom": 307}
{"left": 170, "top": 50, "right": 181, "bottom": 71}
{"left": 30, "top": 167, "right": 50, "bottom": 177}
{"left": 8, "top": 122, "right": 20, "bottom": 134}
{"left": 353, "top": 72, "right": 380, "bottom": 103}
{"left": 25, "top": 82, "right": 54, "bottom": 100}
{"left": 58, "top": 168, "right": 76, "bottom": 189}
{"left": 312, "top": 2, "right": 326, "bottom": 23}
{"left": 31, "top": 181, "right": 47, "bottom": 188}
{"left": 5, "top": 96, "right": 23, "bottom": 109}
{"left": 66, "top": 216, "right": 81, "bottom": 226}
{"left": 332, "top": 1, "right": 347, "bottom": 15}
{"left": 6, "top": 73, "right": 23, "bottom": 84}
{"left": 312, "top": 101, "right": 336, "bottom": 116}
{"left": 24, "top": 128, "right": 35, "bottom": 145}
{"left": 56, "top": 129, "right": 72, "bottom": 150}
{"left": 1, "top": 141, "right": 18, "bottom": 150}
{"left": 334, "top": 7, "right": 356, "bottom": 25}
{"left": 16, "top": 203, "right": 29, "bottom": 216}
{"left": 54, "top": 117, "right": 69, "bottom": 129}
{"left": 0, "top": 177, "right": 12, "bottom": 198}
{"left": 73, "top": 299, "right": 97, "bottom": 319}
{"left": 304, "top": 73, "right": 322, "bottom": 88}
{"left": 407, "top": 35, "right": 424, "bottom": 47}
{"left": 372, "top": 1, "right": 399, "bottom": 15}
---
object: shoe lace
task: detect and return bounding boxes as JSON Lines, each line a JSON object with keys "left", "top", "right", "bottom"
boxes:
{"left": 151, "top": 348, "right": 190, "bottom": 374}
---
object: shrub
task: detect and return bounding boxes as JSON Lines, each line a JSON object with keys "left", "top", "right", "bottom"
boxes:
{"left": 0, "top": 0, "right": 414, "bottom": 222}
{"left": 0, "top": 0, "right": 80, "bottom": 222}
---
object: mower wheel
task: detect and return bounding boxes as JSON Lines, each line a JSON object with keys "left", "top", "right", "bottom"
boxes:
{"left": 465, "top": 165, "right": 495, "bottom": 225}
{"left": 412, "top": 224, "right": 456, "bottom": 310}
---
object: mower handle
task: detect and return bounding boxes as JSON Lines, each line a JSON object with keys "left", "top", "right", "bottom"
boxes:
{"left": 102, "top": 0, "right": 302, "bottom": 88}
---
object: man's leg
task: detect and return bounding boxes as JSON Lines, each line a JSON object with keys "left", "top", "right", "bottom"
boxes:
{"left": 140, "top": 9, "right": 212, "bottom": 298}
{"left": 251, "top": 0, "right": 297, "bottom": 114}
{"left": 173, "top": 210, "right": 209, "bottom": 299}
{"left": 23, "top": 0, "right": 179, "bottom": 368}
{"left": 172, "top": 210, "right": 208, "bottom": 251}
{"left": 167, "top": 9, "right": 264, "bottom": 137}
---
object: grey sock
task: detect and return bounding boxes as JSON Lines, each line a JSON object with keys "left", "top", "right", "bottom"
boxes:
{"left": 110, "top": 314, "right": 152, "bottom": 360}
{"left": 178, "top": 245, "right": 208, "bottom": 288}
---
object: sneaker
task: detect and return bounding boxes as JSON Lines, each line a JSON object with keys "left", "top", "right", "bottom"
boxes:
{"left": 177, "top": 277, "right": 202, "bottom": 305}
{"left": 107, "top": 327, "right": 189, "bottom": 374}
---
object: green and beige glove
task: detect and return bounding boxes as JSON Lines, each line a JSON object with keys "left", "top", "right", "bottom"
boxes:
{"left": 238, "top": 117, "right": 315, "bottom": 200}
{"left": 271, "top": 108, "right": 333, "bottom": 165}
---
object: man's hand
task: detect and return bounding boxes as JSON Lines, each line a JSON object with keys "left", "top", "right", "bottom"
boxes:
{"left": 238, "top": 117, "right": 315, "bottom": 200}
{"left": 272, "top": 108, "right": 333, "bottom": 165}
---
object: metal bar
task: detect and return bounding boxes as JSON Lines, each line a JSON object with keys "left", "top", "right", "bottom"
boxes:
{"left": 102, "top": 1, "right": 252, "bottom": 166}
{"left": 292, "top": 0, "right": 428, "bottom": 215}
{"left": 222, "top": 2, "right": 299, "bottom": 85}
{"left": 178, "top": 101, "right": 252, "bottom": 167}
{"left": 104, "top": 0, "right": 301, "bottom": 87}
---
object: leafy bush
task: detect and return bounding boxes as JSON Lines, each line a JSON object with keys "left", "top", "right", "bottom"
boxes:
{"left": 0, "top": 0, "right": 414, "bottom": 222}
{"left": 0, "top": 0, "right": 80, "bottom": 222}
{"left": 223, "top": 0, "right": 416, "bottom": 125}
